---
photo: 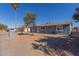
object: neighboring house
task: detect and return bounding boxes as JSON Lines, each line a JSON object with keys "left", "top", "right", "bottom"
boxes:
{"left": 12, "top": 28, "right": 23, "bottom": 32}
{"left": 30, "top": 22, "right": 72, "bottom": 35}
{"left": 14, "top": 26, "right": 31, "bottom": 33}
{"left": 24, "top": 27, "right": 30, "bottom": 33}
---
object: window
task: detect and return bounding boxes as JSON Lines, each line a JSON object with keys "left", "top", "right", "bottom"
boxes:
{"left": 41, "top": 27, "right": 45, "bottom": 29}
{"left": 57, "top": 26, "right": 63, "bottom": 31}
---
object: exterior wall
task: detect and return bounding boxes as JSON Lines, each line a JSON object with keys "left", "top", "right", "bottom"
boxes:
{"left": 24, "top": 28, "right": 30, "bottom": 33}
{"left": 31, "top": 26, "right": 56, "bottom": 33}
{"left": 63, "top": 25, "right": 71, "bottom": 35}
{"left": 30, "top": 27, "right": 37, "bottom": 32}
{"left": 45, "top": 26, "right": 56, "bottom": 34}
{"left": 31, "top": 24, "right": 72, "bottom": 35}
{"left": 62, "top": 25, "right": 69, "bottom": 34}
{"left": 56, "top": 25, "right": 71, "bottom": 35}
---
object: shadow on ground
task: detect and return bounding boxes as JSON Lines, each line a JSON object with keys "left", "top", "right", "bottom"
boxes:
{"left": 32, "top": 34, "right": 79, "bottom": 56}
{"left": 18, "top": 33, "right": 34, "bottom": 36}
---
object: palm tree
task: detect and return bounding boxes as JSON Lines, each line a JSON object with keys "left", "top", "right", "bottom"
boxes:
{"left": 72, "top": 7, "right": 79, "bottom": 22}
{"left": 11, "top": 3, "right": 19, "bottom": 10}
{"left": 11, "top": 3, "right": 19, "bottom": 31}
{"left": 24, "top": 13, "right": 36, "bottom": 33}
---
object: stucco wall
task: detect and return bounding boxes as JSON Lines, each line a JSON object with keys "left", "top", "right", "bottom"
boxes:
{"left": 31, "top": 24, "right": 71, "bottom": 35}
{"left": 45, "top": 26, "right": 56, "bottom": 34}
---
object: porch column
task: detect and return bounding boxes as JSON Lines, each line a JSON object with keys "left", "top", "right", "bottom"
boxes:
{"left": 37, "top": 26, "right": 40, "bottom": 33}
{"left": 69, "top": 24, "right": 72, "bottom": 34}
{"left": 56, "top": 26, "right": 57, "bottom": 32}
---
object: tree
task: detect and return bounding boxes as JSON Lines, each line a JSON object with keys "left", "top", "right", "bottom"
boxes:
{"left": 0, "top": 24, "right": 7, "bottom": 30}
{"left": 11, "top": 3, "right": 19, "bottom": 10}
{"left": 72, "top": 7, "right": 79, "bottom": 22}
{"left": 11, "top": 3, "right": 19, "bottom": 31}
{"left": 24, "top": 13, "right": 36, "bottom": 32}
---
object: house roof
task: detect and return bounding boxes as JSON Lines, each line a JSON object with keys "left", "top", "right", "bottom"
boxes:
{"left": 35, "top": 22, "right": 72, "bottom": 27}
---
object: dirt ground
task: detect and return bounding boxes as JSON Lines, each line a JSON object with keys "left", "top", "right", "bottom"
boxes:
{"left": 0, "top": 31, "right": 78, "bottom": 56}
{"left": 0, "top": 31, "right": 65, "bottom": 56}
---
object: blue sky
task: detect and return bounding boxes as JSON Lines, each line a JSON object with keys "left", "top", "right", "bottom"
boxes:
{"left": 0, "top": 3, "right": 79, "bottom": 28}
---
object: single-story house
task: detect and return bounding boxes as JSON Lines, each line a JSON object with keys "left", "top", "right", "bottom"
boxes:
{"left": 30, "top": 22, "right": 72, "bottom": 35}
